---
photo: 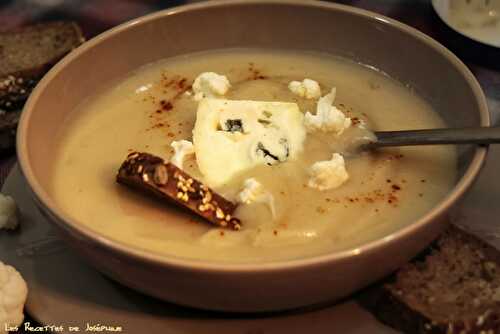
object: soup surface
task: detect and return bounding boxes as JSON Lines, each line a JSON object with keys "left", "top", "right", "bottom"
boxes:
{"left": 51, "top": 49, "right": 456, "bottom": 262}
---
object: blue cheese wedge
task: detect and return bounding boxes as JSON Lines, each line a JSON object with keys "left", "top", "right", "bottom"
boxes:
{"left": 193, "top": 99, "right": 306, "bottom": 187}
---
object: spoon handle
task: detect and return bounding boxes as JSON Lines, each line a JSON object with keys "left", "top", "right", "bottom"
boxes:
{"left": 370, "top": 127, "right": 500, "bottom": 148}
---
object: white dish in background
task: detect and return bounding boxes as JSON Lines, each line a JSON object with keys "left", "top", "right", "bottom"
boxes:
{"left": 2, "top": 141, "right": 500, "bottom": 333}
{"left": 432, "top": 0, "right": 500, "bottom": 47}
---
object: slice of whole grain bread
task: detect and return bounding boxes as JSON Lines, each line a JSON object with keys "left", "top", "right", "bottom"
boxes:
{"left": 0, "top": 21, "right": 84, "bottom": 110}
{"left": 359, "top": 225, "right": 500, "bottom": 334}
{"left": 359, "top": 226, "right": 500, "bottom": 334}
{"left": 0, "top": 21, "right": 84, "bottom": 153}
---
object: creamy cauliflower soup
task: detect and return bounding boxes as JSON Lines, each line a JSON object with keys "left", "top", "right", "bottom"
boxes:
{"left": 51, "top": 49, "right": 456, "bottom": 262}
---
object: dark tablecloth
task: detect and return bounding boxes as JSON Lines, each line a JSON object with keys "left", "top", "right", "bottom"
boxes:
{"left": 1, "top": 0, "right": 499, "bottom": 332}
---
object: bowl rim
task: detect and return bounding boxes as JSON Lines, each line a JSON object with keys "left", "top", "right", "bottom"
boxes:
{"left": 17, "top": 0, "right": 489, "bottom": 272}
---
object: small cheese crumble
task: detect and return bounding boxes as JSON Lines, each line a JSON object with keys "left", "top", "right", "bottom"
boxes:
{"left": 304, "top": 87, "right": 351, "bottom": 134}
{"left": 192, "top": 72, "right": 231, "bottom": 101}
{"left": 308, "top": 153, "right": 349, "bottom": 191}
{"left": 0, "top": 261, "right": 28, "bottom": 331}
{"left": 170, "top": 140, "right": 195, "bottom": 168}
{"left": 0, "top": 194, "right": 18, "bottom": 230}
{"left": 288, "top": 79, "right": 321, "bottom": 99}
{"left": 238, "top": 178, "right": 276, "bottom": 218}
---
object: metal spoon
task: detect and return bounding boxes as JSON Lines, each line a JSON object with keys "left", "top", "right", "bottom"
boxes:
{"left": 361, "top": 126, "right": 500, "bottom": 150}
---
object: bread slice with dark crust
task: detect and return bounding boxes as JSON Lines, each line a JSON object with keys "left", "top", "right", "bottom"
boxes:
{"left": 0, "top": 21, "right": 84, "bottom": 154}
{"left": 117, "top": 152, "right": 242, "bottom": 230}
{"left": 359, "top": 225, "right": 500, "bottom": 334}
{"left": 0, "top": 21, "right": 84, "bottom": 111}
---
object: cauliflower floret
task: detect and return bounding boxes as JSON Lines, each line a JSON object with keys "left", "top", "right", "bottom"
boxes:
{"left": 288, "top": 78, "right": 321, "bottom": 99}
{"left": 0, "top": 194, "right": 18, "bottom": 231}
{"left": 192, "top": 72, "right": 231, "bottom": 101}
{"left": 304, "top": 87, "right": 351, "bottom": 134}
{"left": 0, "top": 261, "right": 28, "bottom": 332}
{"left": 170, "top": 139, "right": 195, "bottom": 169}
{"left": 308, "top": 153, "right": 349, "bottom": 191}
{"left": 237, "top": 178, "right": 276, "bottom": 218}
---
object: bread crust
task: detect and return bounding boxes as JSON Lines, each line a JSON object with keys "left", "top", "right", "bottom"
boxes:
{"left": 359, "top": 225, "right": 500, "bottom": 334}
{"left": 0, "top": 22, "right": 84, "bottom": 110}
{"left": 0, "top": 21, "right": 84, "bottom": 154}
{"left": 116, "top": 152, "right": 242, "bottom": 230}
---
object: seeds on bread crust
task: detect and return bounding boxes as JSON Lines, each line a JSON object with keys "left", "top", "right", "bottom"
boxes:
{"left": 153, "top": 164, "right": 168, "bottom": 185}
{"left": 117, "top": 152, "right": 241, "bottom": 230}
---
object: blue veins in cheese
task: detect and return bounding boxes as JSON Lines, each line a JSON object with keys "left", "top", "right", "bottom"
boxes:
{"left": 192, "top": 99, "right": 306, "bottom": 188}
